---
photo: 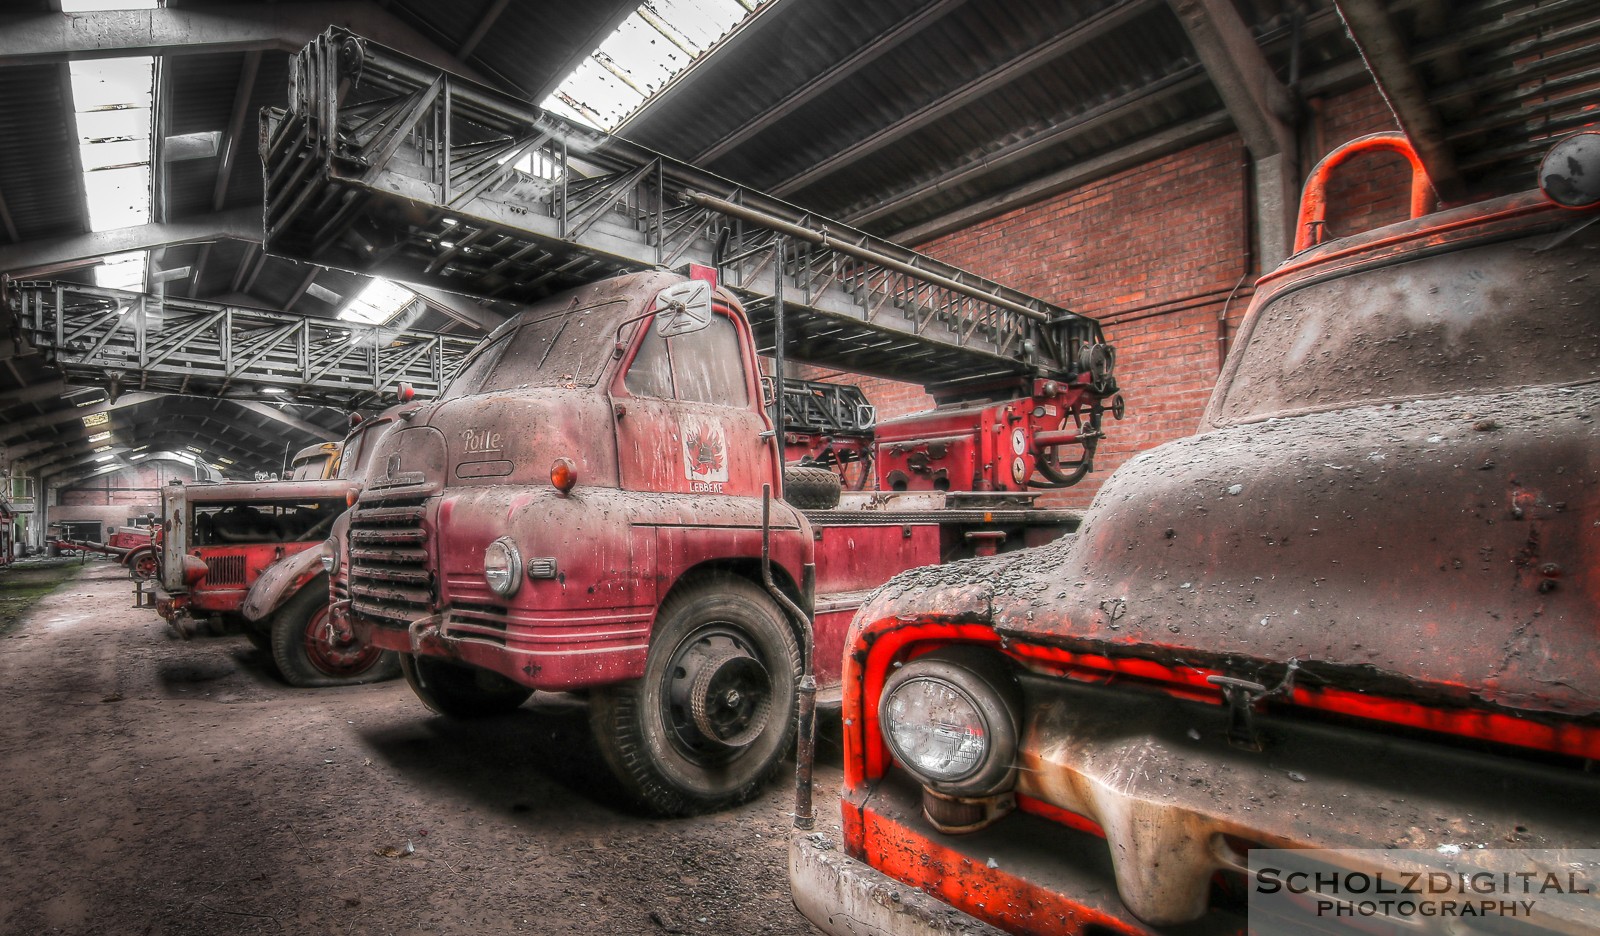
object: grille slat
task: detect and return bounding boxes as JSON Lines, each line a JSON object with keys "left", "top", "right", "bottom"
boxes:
{"left": 350, "top": 528, "right": 427, "bottom": 544}
{"left": 351, "top": 546, "right": 428, "bottom": 565}
{"left": 348, "top": 495, "right": 433, "bottom": 627}
{"left": 205, "top": 553, "right": 247, "bottom": 586}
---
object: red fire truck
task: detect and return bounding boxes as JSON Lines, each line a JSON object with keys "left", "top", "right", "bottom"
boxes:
{"left": 264, "top": 29, "right": 1120, "bottom": 815}
{"left": 791, "top": 135, "right": 1600, "bottom": 935}
{"left": 153, "top": 410, "right": 404, "bottom": 687}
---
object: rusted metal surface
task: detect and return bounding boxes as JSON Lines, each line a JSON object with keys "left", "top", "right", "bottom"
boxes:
{"left": 155, "top": 478, "right": 353, "bottom": 624}
{"left": 818, "top": 180, "right": 1600, "bottom": 935}
{"left": 240, "top": 541, "right": 328, "bottom": 622}
{"left": 861, "top": 191, "right": 1600, "bottom": 731}
{"left": 1293, "top": 133, "right": 1433, "bottom": 251}
{"left": 348, "top": 271, "right": 815, "bottom": 692}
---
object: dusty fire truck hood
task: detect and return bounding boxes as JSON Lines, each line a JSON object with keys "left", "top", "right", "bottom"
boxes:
{"left": 361, "top": 388, "right": 614, "bottom": 494}
{"left": 864, "top": 381, "right": 1600, "bottom": 720}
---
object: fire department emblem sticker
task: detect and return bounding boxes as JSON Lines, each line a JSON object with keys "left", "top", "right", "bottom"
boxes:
{"left": 682, "top": 419, "right": 728, "bottom": 489}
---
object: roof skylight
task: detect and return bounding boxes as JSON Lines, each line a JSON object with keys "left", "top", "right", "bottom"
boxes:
{"left": 58, "top": 0, "right": 158, "bottom": 11}
{"left": 339, "top": 278, "right": 419, "bottom": 325}
{"left": 544, "top": 0, "right": 767, "bottom": 131}
{"left": 69, "top": 56, "right": 153, "bottom": 233}
{"left": 62, "top": 0, "right": 159, "bottom": 290}
{"left": 67, "top": 49, "right": 155, "bottom": 290}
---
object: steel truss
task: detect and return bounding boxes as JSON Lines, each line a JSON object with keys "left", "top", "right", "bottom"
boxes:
{"left": 11, "top": 282, "right": 477, "bottom": 408}
{"left": 264, "top": 28, "right": 1107, "bottom": 401}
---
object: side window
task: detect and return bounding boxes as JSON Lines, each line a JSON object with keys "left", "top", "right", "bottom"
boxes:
{"left": 621, "top": 310, "right": 750, "bottom": 408}
{"left": 671, "top": 314, "right": 750, "bottom": 407}
{"left": 624, "top": 324, "right": 674, "bottom": 398}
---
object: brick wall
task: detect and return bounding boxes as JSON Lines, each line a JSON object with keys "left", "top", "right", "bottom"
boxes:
{"left": 807, "top": 82, "right": 1404, "bottom": 508}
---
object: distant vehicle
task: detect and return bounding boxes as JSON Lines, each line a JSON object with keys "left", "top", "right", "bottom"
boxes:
{"left": 793, "top": 134, "right": 1600, "bottom": 935}
{"left": 151, "top": 413, "right": 403, "bottom": 687}
{"left": 290, "top": 441, "right": 342, "bottom": 480}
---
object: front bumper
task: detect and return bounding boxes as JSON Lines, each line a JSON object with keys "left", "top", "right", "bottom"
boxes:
{"left": 356, "top": 613, "right": 648, "bottom": 691}
{"left": 791, "top": 832, "right": 1006, "bottom": 936}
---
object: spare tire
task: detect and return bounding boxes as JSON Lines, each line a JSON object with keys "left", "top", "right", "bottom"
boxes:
{"left": 783, "top": 466, "right": 842, "bottom": 510}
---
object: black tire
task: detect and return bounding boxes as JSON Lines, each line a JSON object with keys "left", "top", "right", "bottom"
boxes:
{"left": 590, "top": 574, "right": 800, "bottom": 817}
{"left": 270, "top": 574, "right": 401, "bottom": 688}
{"left": 399, "top": 653, "right": 532, "bottom": 717}
{"left": 783, "top": 466, "right": 842, "bottom": 510}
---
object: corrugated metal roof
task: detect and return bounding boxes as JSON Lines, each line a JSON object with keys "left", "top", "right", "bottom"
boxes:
{"left": 618, "top": 0, "right": 1362, "bottom": 239}
{"left": 0, "top": 64, "right": 88, "bottom": 241}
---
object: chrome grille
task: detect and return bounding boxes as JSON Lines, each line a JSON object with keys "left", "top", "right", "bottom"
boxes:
{"left": 348, "top": 497, "right": 433, "bottom": 628}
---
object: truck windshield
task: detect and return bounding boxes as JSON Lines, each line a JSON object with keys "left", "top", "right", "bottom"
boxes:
{"left": 1213, "top": 231, "right": 1600, "bottom": 425}
{"left": 445, "top": 299, "right": 625, "bottom": 396}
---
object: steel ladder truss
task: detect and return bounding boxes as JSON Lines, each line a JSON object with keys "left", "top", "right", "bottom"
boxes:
{"left": 264, "top": 28, "right": 1108, "bottom": 402}
{"left": 9, "top": 281, "right": 478, "bottom": 408}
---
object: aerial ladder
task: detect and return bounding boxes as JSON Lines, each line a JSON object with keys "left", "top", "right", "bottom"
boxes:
{"left": 258, "top": 27, "right": 1120, "bottom": 486}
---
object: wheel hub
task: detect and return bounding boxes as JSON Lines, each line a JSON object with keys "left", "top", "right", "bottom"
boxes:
{"left": 670, "top": 636, "right": 772, "bottom": 750}
{"left": 303, "top": 606, "right": 382, "bottom": 676}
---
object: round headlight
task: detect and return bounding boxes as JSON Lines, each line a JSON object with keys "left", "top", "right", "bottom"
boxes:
{"left": 483, "top": 537, "right": 522, "bottom": 597}
{"left": 879, "top": 648, "right": 1020, "bottom": 797}
{"left": 321, "top": 537, "right": 339, "bottom": 577}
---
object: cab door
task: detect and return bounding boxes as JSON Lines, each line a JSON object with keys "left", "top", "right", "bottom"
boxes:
{"left": 610, "top": 303, "right": 772, "bottom": 498}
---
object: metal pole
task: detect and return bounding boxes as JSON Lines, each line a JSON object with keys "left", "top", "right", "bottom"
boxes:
{"left": 760, "top": 484, "right": 816, "bottom": 831}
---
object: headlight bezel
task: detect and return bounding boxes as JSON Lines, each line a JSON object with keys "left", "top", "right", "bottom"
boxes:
{"left": 320, "top": 537, "right": 339, "bottom": 577}
{"left": 483, "top": 536, "right": 523, "bottom": 597}
{"left": 878, "top": 646, "right": 1021, "bottom": 797}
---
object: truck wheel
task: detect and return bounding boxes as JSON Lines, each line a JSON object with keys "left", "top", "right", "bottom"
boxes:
{"left": 784, "top": 466, "right": 842, "bottom": 510}
{"left": 399, "top": 654, "right": 532, "bottom": 717}
{"left": 270, "top": 575, "right": 400, "bottom": 688}
{"left": 128, "top": 549, "right": 158, "bottom": 581}
{"left": 590, "top": 574, "right": 800, "bottom": 816}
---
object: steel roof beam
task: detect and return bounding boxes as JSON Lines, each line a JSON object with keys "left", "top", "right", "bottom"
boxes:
{"left": 22, "top": 443, "right": 130, "bottom": 476}
{"left": 1170, "top": 0, "right": 1299, "bottom": 269}
{"left": 212, "top": 51, "right": 263, "bottom": 214}
{"left": 2, "top": 436, "right": 68, "bottom": 464}
{"left": 235, "top": 402, "right": 341, "bottom": 442}
{"left": 0, "top": 3, "right": 494, "bottom": 85}
{"left": 457, "top": 0, "right": 513, "bottom": 61}
{"left": 282, "top": 265, "right": 319, "bottom": 312}
{"left": 771, "top": 0, "right": 1161, "bottom": 198}
{"left": 0, "top": 380, "right": 69, "bottom": 408}
{"left": 1333, "top": 0, "right": 1462, "bottom": 199}
{"left": 0, "top": 208, "right": 260, "bottom": 276}
{"left": 411, "top": 284, "right": 505, "bottom": 333}
{"left": 0, "top": 392, "right": 159, "bottom": 444}
{"left": 688, "top": 0, "right": 969, "bottom": 165}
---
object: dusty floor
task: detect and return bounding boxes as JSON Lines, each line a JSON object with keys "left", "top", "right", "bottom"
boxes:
{"left": 0, "top": 558, "right": 841, "bottom": 935}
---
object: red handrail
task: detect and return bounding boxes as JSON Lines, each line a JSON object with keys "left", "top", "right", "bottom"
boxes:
{"left": 1294, "top": 132, "right": 1434, "bottom": 253}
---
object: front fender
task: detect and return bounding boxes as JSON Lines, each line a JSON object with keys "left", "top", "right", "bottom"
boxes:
{"left": 241, "top": 542, "right": 329, "bottom": 622}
